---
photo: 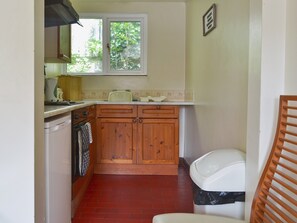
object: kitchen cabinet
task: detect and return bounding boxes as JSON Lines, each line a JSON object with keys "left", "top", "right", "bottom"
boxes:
{"left": 137, "top": 105, "right": 179, "bottom": 165}
{"left": 96, "top": 105, "right": 137, "bottom": 164}
{"left": 45, "top": 24, "right": 71, "bottom": 63}
{"left": 95, "top": 105, "right": 179, "bottom": 175}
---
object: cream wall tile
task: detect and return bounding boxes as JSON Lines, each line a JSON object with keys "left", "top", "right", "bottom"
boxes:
{"left": 82, "top": 89, "right": 189, "bottom": 101}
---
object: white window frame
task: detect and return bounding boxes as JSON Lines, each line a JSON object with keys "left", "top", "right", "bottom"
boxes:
{"left": 65, "top": 13, "right": 147, "bottom": 76}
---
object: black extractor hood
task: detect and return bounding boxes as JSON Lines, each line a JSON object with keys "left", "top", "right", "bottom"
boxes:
{"left": 45, "top": 0, "right": 81, "bottom": 27}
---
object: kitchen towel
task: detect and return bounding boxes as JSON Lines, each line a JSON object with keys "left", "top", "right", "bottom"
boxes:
{"left": 85, "top": 122, "right": 93, "bottom": 143}
{"left": 78, "top": 124, "right": 90, "bottom": 176}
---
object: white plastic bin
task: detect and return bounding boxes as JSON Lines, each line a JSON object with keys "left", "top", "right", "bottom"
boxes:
{"left": 190, "top": 148, "right": 246, "bottom": 220}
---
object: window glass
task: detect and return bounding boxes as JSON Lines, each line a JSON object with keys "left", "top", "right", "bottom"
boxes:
{"left": 67, "top": 19, "right": 103, "bottom": 73}
{"left": 109, "top": 21, "right": 141, "bottom": 72}
{"left": 66, "top": 14, "right": 147, "bottom": 75}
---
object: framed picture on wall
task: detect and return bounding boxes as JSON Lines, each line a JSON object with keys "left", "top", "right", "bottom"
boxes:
{"left": 203, "top": 4, "right": 216, "bottom": 36}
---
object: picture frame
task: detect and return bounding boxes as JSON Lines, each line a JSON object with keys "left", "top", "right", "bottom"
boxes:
{"left": 203, "top": 4, "right": 216, "bottom": 36}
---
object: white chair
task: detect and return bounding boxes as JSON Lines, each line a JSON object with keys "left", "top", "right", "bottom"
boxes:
{"left": 153, "top": 95, "right": 297, "bottom": 223}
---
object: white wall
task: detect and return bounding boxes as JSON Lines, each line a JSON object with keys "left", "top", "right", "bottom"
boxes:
{"left": 245, "top": 0, "right": 286, "bottom": 220}
{"left": 35, "top": 0, "right": 46, "bottom": 222}
{"left": 184, "top": 0, "right": 289, "bottom": 221}
{"left": 258, "top": 0, "right": 286, "bottom": 173}
{"left": 0, "top": 0, "right": 43, "bottom": 222}
{"left": 285, "top": 0, "right": 297, "bottom": 93}
{"left": 244, "top": 0, "right": 262, "bottom": 219}
{"left": 184, "top": 0, "right": 249, "bottom": 164}
{"left": 71, "top": 1, "right": 186, "bottom": 91}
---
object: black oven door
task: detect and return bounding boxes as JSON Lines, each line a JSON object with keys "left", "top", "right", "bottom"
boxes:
{"left": 72, "top": 125, "right": 81, "bottom": 183}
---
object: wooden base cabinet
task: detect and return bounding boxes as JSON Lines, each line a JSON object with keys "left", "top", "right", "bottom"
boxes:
{"left": 95, "top": 105, "right": 179, "bottom": 175}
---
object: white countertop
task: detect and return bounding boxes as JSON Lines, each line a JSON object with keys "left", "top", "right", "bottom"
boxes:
{"left": 44, "top": 100, "right": 194, "bottom": 119}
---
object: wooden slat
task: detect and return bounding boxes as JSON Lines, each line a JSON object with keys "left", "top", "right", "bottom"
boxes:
{"left": 283, "top": 105, "right": 297, "bottom": 110}
{"left": 269, "top": 175, "right": 297, "bottom": 197}
{"left": 272, "top": 159, "right": 297, "bottom": 175}
{"left": 282, "top": 114, "right": 297, "bottom": 119}
{"left": 255, "top": 211, "right": 272, "bottom": 223}
{"left": 254, "top": 218, "right": 262, "bottom": 223}
{"left": 281, "top": 121, "right": 297, "bottom": 128}
{"left": 258, "top": 194, "right": 295, "bottom": 223}
{"left": 274, "top": 152, "right": 297, "bottom": 165}
{"left": 277, "top": 145, "right": 297, "bottom": 156}
{"left": 262, "top": 189, "right": 297, "bottom": 220}
{"left": 269, "top": 167, "right": 297, "bottom": 186}
{"left": 280, "top": 129, "right": 297, "bottom": 137}
{"left": 264, "top": 181, "right": 297, "bottom": 207}
{"left": 250, "top": 96, "right": 297, "bottom": 222}
{"left": 257, "top": 197, "right": 284, "bottom": 223}
{"left": 278, "top": 137, "right": 297, "bottom": 146}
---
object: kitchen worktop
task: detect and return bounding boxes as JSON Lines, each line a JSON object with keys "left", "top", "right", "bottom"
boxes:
{"left": 44, "top": 100, "right": 194, "bottom": 118}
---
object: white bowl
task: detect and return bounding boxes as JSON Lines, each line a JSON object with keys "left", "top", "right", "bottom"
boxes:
{"left": 148, "top": 96, "right": 167, "bottom": 102}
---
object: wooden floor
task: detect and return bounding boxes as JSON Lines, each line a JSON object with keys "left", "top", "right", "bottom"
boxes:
{"left": 72, "top": 165, "right": 193, "bottom": 223}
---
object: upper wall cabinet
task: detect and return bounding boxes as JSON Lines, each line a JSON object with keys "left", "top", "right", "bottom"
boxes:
{"left": 45, "top": 25, "right": 71, "bottom": 63}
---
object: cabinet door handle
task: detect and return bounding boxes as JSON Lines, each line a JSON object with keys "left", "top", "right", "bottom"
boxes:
{"left": 58, "top": 53, "right": 70, "bottom": 62}
{"left": 133, "top": 118, "right": 138, "bottom": 123}
{"left": 138, "top": 118, "right": 143, "bottom": 123}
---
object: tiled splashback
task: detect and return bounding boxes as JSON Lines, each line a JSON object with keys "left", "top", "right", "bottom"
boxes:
{"left": 82, "top": 89, "right": 193, "bottom": 101}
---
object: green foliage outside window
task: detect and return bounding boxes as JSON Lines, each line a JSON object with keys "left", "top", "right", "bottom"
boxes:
{"left": 110, "top": 21, "right": 141, "bottom": 71}
{"left": 67, "top": 17, "right": 143, "bottom": 74}
{"left": 67, "top": 19, "right": 103, "bottom": 73}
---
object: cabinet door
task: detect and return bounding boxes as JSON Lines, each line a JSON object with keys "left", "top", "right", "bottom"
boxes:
{"left": 137, "top": 118, "right": 179, "bottom": 165}
{"left": 97, "top": 118, "right": 137, "bottom": 164}
{"left": 45, "top": 25, "right": 71, "bottom": 63}
{"left": 58, "top": 24, "right": 71, "bottom": 62}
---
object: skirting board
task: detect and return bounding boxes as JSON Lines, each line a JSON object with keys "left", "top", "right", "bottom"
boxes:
{"left": 94, "top": 163, "right": 178, "bottom": 175}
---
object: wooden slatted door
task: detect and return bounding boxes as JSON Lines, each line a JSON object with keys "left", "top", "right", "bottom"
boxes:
{"left": 251, "top": 95, "right": 297, "bottom": 223}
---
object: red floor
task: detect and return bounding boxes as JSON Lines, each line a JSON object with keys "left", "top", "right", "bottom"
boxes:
{"left": 72, "top": 165, "right": 193, "bottom": 223}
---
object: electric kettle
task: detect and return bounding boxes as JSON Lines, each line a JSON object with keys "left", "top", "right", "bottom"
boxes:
{"left": 45, "top": 78, "right": 58, "bottom": 102}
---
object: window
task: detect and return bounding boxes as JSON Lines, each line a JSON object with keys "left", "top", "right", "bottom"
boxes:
{"left": 66, "top": 14, "right": 147, "bottom": 75}
{"left": 67, "top": 18, "right": 103, "bottom": 73}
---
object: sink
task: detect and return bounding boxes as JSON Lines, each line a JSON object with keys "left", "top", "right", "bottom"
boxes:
{"left": 108, "top": 90, "right": 132, "bottom": 102}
